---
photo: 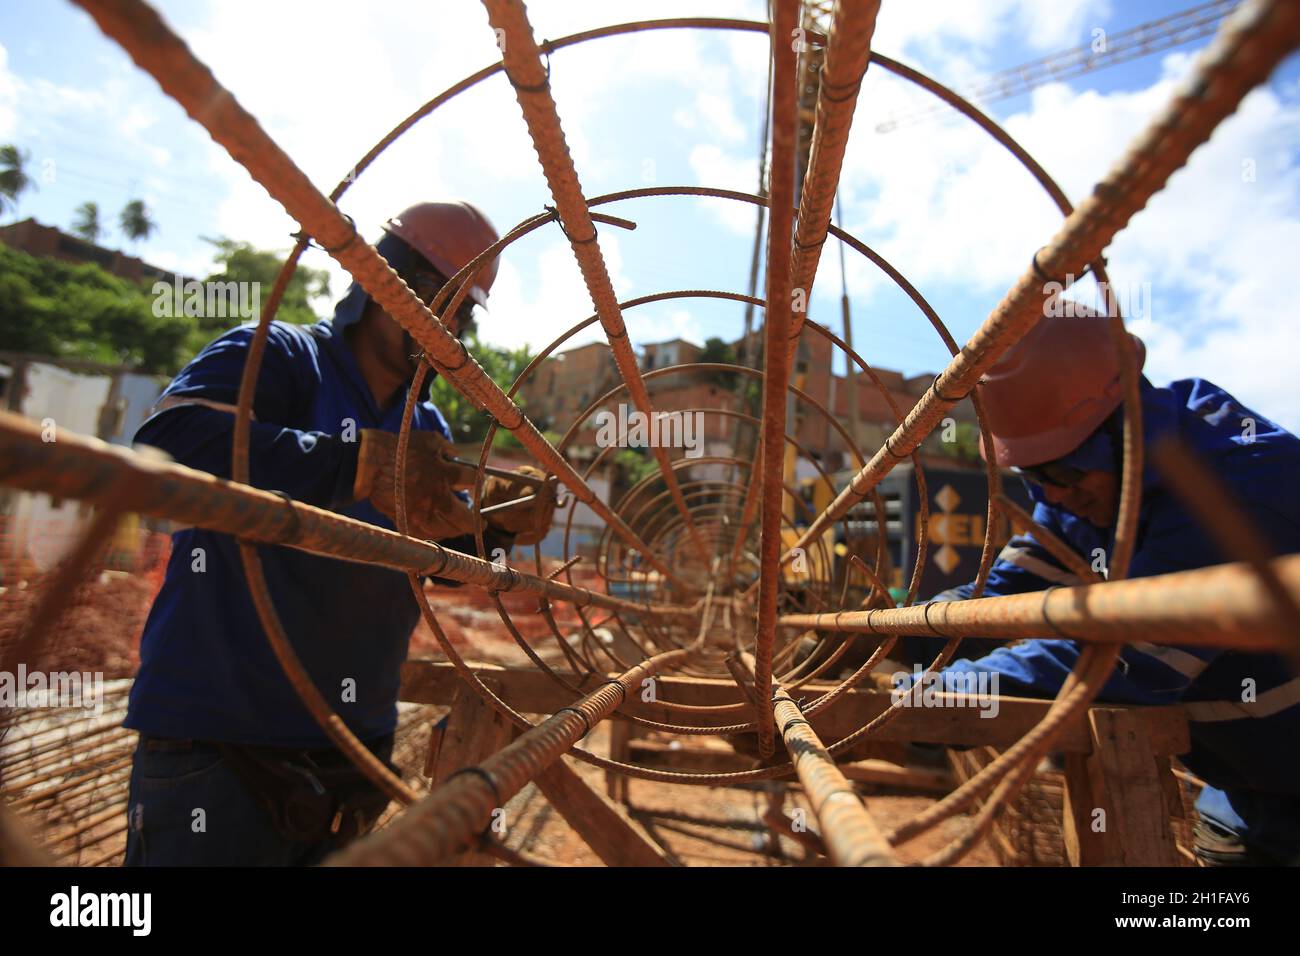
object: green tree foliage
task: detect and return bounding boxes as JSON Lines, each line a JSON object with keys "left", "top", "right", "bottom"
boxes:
{"left": 0, "top": 145, "right": 34, "bottom": 219}
{"left": 0, "top": 244, "right": 193, "bottom": 372}
{"left": 428, "top": 329, "right": 534, "bottom": 447}
{"left": 202, "top": 237, "right": 329, "bottom": 331}
{"left": 71, "top": 201, "right": 104, "bottom": 243}
{"left": 0, "top": 236, "right": 333, "bottom": 375}
{"left": 928, "top": 419, "right": 982, "bottom": 465}
{"left": 697, "top": 335, "right": 739, "bottom": 388}
{"left": 119, "top": 199, "right": 157, "bottom": 247}
{"left": 613, "top": 446, "right": 659, "bottom": 485}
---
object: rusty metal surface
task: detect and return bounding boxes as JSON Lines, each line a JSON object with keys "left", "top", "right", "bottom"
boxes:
{"left": 752, "top": 0, "right": 801, "bottom": 759}
{"left": 0, "top": 412, "right": 690, "bottom": 620}
{"left": 327, "top": 647, "right": 691, "bottom": 866}
{"left": 780, "top": 554, "right": 1300, "bottom": 651}
{"left": 785, "top": 0, "right": 881, "bottom": 352}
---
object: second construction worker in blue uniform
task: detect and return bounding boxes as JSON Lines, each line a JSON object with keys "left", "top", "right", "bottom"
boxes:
{"left": 915, "top": 305, "right": 1300, "bottom": 866}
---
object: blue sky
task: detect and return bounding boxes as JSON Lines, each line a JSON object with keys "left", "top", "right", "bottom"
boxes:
{"left": 2, "top": 0, "right": 1298, "bottom": 430}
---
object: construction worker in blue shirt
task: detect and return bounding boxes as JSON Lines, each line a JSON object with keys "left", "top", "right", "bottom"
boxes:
{"left": 908, "top": 305, "right": 1300, "bottom": 866}
{"left": 121, "top": 202, "right": 556, "bottom": 866}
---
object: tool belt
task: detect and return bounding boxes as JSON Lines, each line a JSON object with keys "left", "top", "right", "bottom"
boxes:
{"left": 212, "top": 736, "right": 398, "bottom": 845}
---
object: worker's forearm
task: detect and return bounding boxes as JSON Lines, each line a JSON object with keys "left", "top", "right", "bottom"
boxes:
{"left": 134, "top": 405, "right": 358, "bottom": 509}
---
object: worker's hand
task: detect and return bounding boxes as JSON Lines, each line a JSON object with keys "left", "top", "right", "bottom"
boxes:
{"left": 353, "top": 429, "right": 475, "bottom": 541}
{"left": 480, "top": 465, "right": 558, "bottom": 546}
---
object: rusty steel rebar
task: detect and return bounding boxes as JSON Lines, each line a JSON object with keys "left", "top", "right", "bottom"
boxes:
{"left": 4, "top": 0, "right": 1293, "bottom": 865}
{"left": 770, "top": 685, "right": 898, "bottom": 866}
{"left": 0, "top": 412, "right": 693, "bottom": 621}
{"left": 326, "top": 646, "right": 693, "bottom": 866}
{"left": 751, "top": 0, "right": 801, "bottom": 759}
{"left": 780, "top": 553, "right": 1300, "bottom": 651}
{"left": 735, "top": 652, "right": 897, "bottom": 866}
{"left": 785, "top": 0, "right": 880, "bottom": 355}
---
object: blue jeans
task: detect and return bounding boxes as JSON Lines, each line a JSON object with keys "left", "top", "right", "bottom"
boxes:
{"left": 123, "top": 737, "right": 389, "bottom": 866}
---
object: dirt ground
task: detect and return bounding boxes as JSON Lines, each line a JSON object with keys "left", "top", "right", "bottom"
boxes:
{"left": 480, "top": 721, "right": 997, "bottom": 867}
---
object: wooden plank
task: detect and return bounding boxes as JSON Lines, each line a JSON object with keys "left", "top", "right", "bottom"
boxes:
{"left": 426, "top": 677, "right": 512, "bottom": 867}
{"left": 1062, "top": 750, "right": 1122, "bottom": 866}
{"left": 1087, "top": 708, "right": 1182, "bottom": 866}
{"left": 630, "top": 739, "right": 754, "bottom": 774}
{"left": 606, "top": 717, "right": 631, "bottom": 803}
{"left": 533, "top": 756, "right": 672, "bottom": 867}
{"left": 422, "top": 713, "right": 448, "bottom": 779}
{"left": 400, "top": 661, "right": 1191, "bottom": 754}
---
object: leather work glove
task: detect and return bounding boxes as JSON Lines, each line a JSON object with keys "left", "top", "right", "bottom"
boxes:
{"left": 353, "top": 429, "right": 476, "bottom": 541}
{"left": 480, "top": 465, "right": 558, "bottom": 546}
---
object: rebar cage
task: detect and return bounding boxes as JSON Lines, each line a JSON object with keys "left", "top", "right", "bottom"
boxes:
{"left": 2, "top": 0, "right": 1299, "bottom": 867}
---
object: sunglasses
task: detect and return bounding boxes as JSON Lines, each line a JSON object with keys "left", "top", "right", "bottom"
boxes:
{"left": 1010, "top": 459, "right": 1089, "bottom": 489}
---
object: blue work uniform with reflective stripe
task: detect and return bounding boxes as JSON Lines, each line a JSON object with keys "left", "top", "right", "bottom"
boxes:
{"left": 927, "top": 377, "right": 1300, "bottom": 861}
{"left": 125, "top": 240, "right": 465, "bottom": 747}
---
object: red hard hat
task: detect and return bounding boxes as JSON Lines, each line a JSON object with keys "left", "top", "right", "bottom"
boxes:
{"left": 383, "top": 201, "right": 500, "bottom": 308}
{"left": 977, "top": 303, "right": 1145, "bottom": 467}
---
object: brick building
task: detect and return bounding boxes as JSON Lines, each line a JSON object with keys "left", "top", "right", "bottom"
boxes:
{"left": 518, "top": 341, "right": 621, "bottom": 433}
{"left": 516, "top": 327, "right": 968, "bottom": 469}
{"left": 0, "top": 217, "right": 174, "bottom": 285}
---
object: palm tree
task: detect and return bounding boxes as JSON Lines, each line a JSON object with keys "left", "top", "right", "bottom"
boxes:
{"left": 119, "top": 198, "right": 157, "bottom": 247}
{"left": 72, "top": 201, "right": 104, "bottom": 243}
{"left": 0, "top": 144, "right": 35, "bottom": 220}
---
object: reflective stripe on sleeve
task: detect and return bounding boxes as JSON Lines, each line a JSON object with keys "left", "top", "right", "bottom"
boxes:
{"left": 1183, "top": 676, "right": 1300, "bottom": 722}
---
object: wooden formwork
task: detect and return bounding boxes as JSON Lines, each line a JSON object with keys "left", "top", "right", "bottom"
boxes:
{"left": 403, "top": 660, "right": 1197, "bottom": 867}
{"left": 949, "top": 747, "right": 1201, "bottom": 867}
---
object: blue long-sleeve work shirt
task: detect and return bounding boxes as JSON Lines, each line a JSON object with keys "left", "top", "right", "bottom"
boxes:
{"left": 924, "top": 378, "right": 1300, "bottom": 859}
{"left": 124, "top": 313, "right": 465, "bottom": 747}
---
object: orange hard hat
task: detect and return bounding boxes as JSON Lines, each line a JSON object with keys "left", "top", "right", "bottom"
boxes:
{"left": 383, "top": 201, "right": 500, "bottom": 308}
{"left": 977, "top": 303, "right": 1145, "bottom": 467}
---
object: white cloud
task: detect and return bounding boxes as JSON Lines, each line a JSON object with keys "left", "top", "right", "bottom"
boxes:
{"left": 659, "top": 308, "right": 704, "bottom": 347}
{"left": 873, "top": 0, "right": 1110, "bottom": 69}
{"left": 688, "top": 143, "right": 762, "bottom": 235}
{"left": 0, "top": 45, "right": 18, "bottom": 140}
{"left": 168, "top": 0, "right": 765, "bottom": 323}
{"left": 829, "top": 48, "right": 1300, "bottom": 431}
{"left": 477, "top": 233, "right": 631, "bottom": 353}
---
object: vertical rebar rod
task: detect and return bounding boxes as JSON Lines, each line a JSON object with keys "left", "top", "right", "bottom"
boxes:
{"left": 785, "top": 0, "right": 881, "bottom": 355}
{"left": 752, "top": 0, "right": 802, "bottom": 757}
